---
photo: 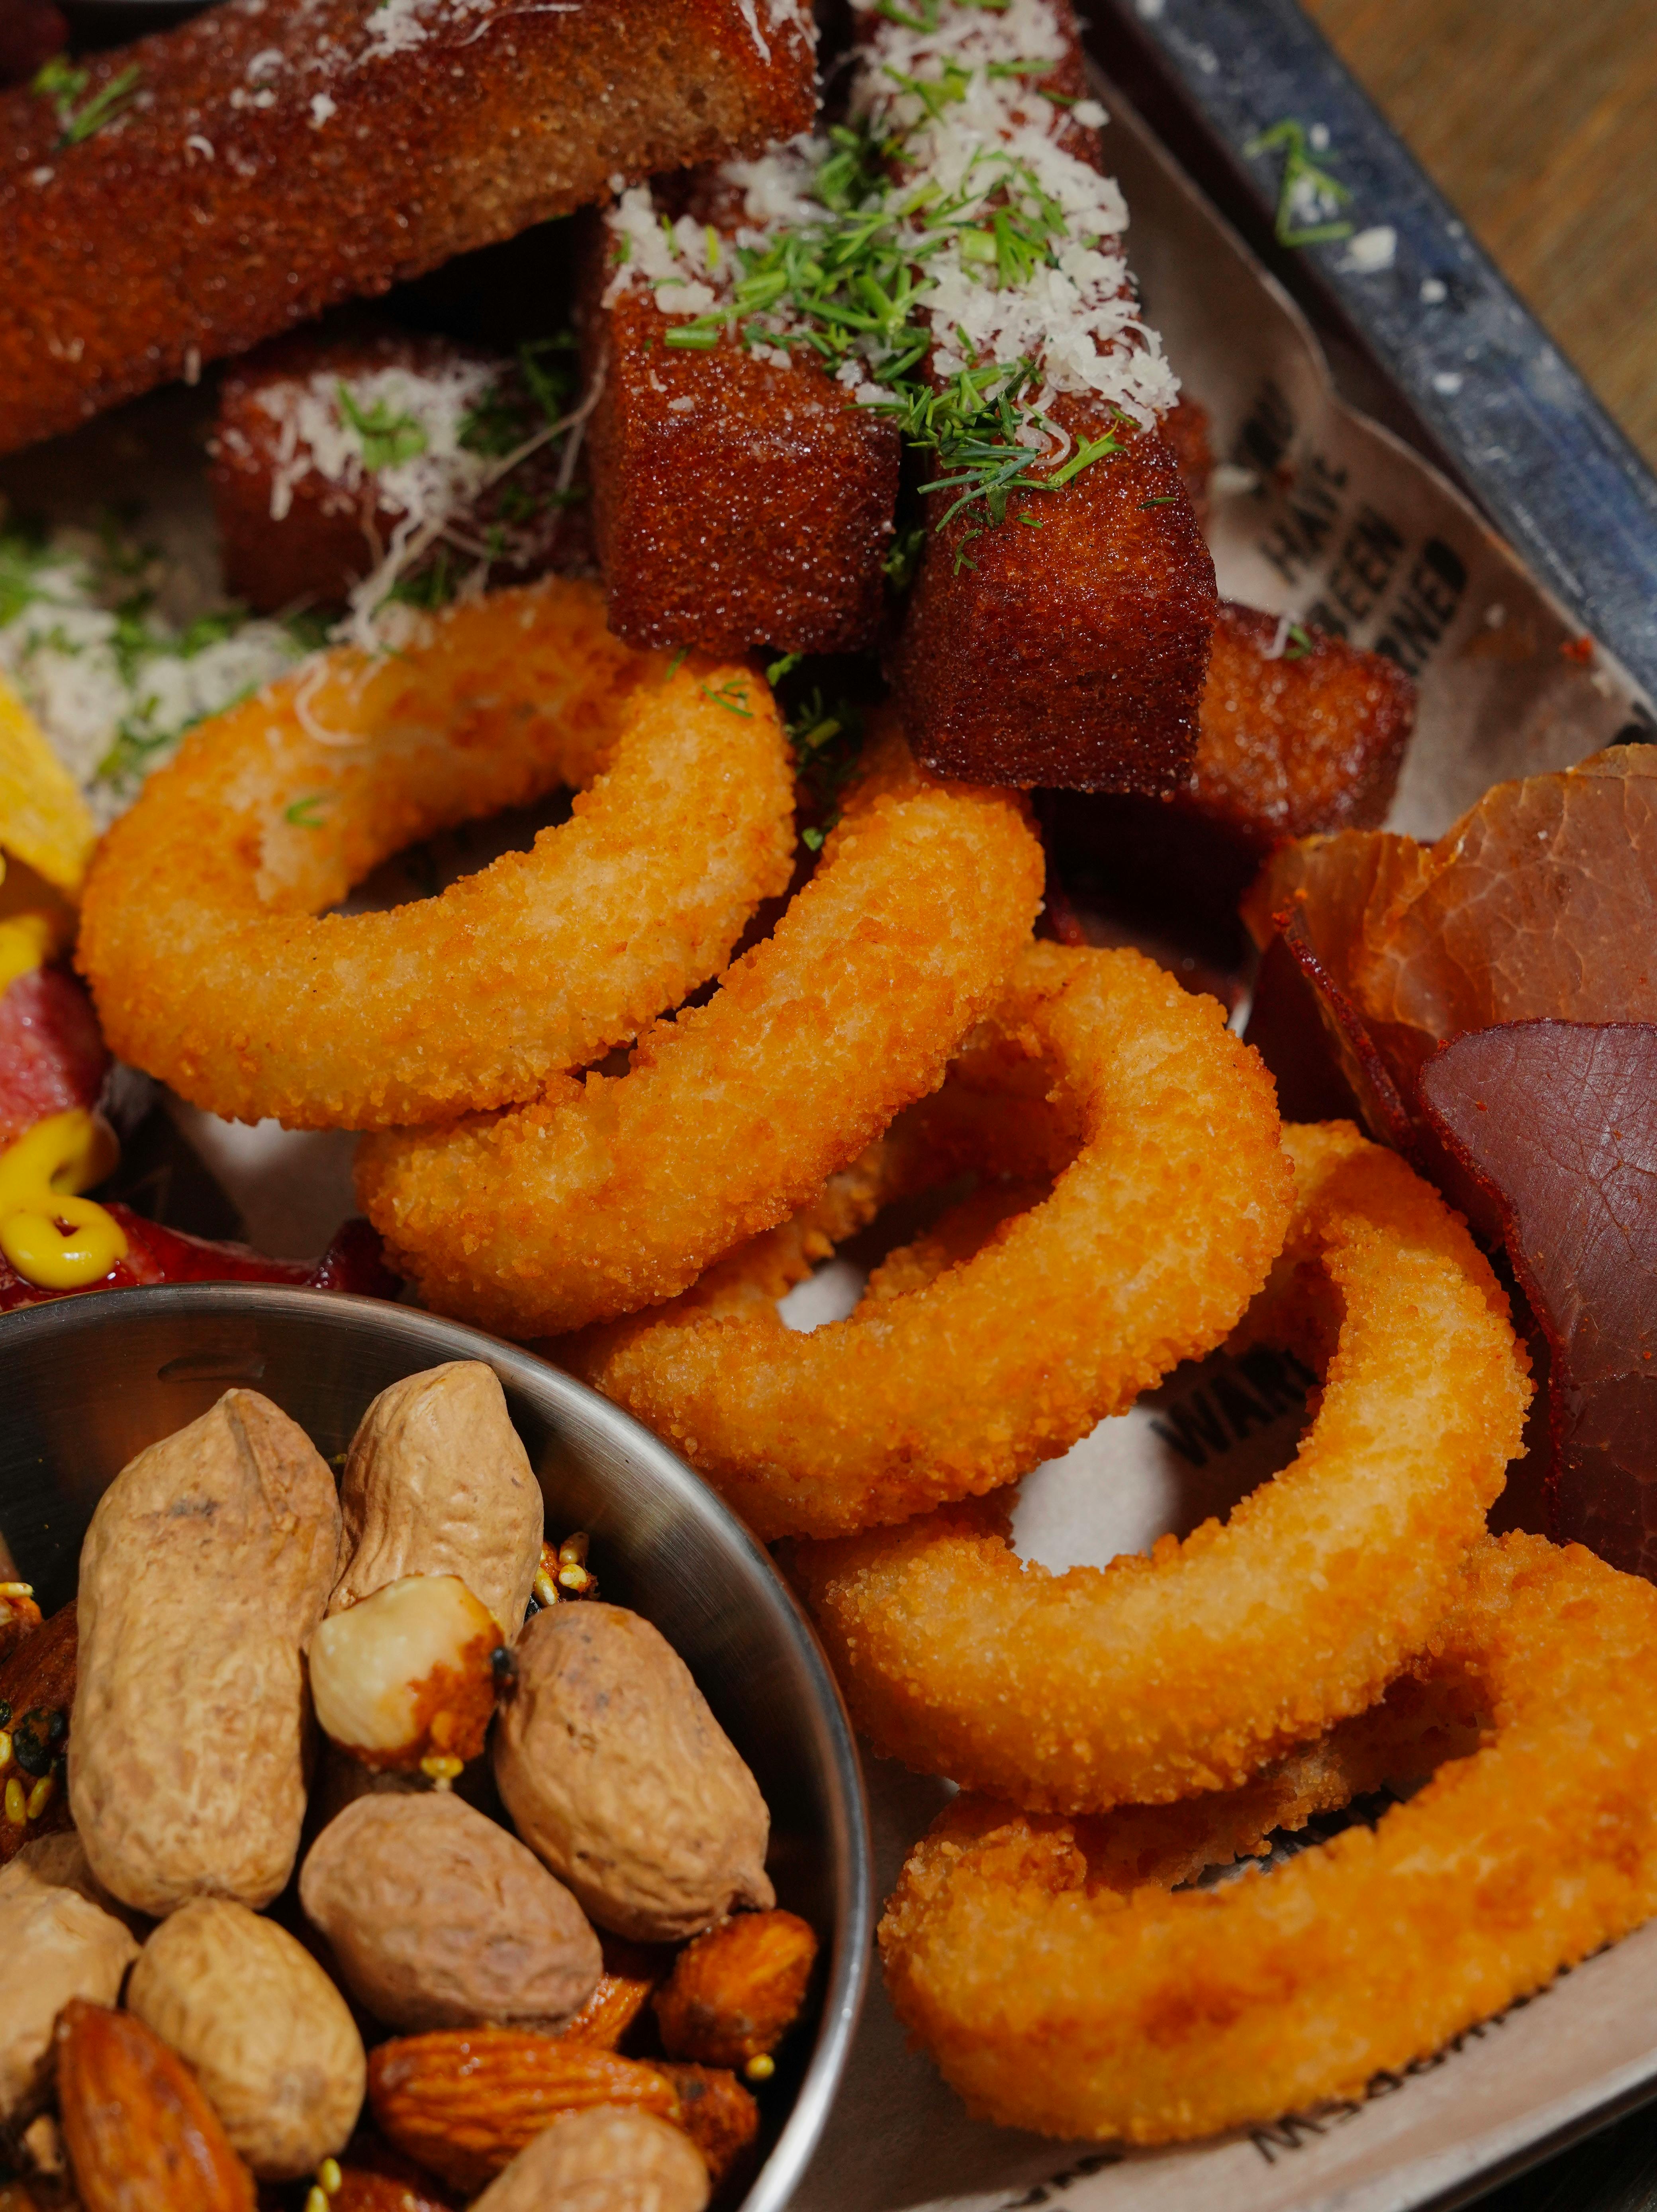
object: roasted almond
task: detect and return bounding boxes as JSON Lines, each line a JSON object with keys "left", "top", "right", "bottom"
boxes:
{"left": 654, "top": 1909, "right": 818, "bottom": 2068}
{"left": 55, "top": 1998, "right": 255, "bottom": 2212}
{"left": 657, "top": 2065, "right": 761, "bottom": 2198}
{"left": 553, "top": 1934, "right": 672, "bottom": 2051}
{"left": 367, "top": 2028, "right": 681, "bottom": 2192}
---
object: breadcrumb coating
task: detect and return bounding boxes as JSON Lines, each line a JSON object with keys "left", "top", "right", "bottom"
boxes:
{"left": 798, "top": 1121, "right": 1531, "bottom": 1807}
{"left": 356, "top": 733, "right": 1043, "bottom": 1335}
{"left": 563, "top": 943, "right": 1292, "bottom": 1538}
{"left": 79, "top": 581, "right": 795, "bottom": 1129}
{"left": 880, "top": 1533, "right": 1657, "bottom": 2141}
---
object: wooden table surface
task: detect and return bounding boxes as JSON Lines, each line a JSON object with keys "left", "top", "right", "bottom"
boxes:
{"left": 1303, "top": 0, "right": 1657, "bottom": 470}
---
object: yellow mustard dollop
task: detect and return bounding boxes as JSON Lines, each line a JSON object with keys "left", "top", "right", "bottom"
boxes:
{"left": 0, "top": 1107, "right": 127, "bottom": 1289}
{"left": 0, "top": 911, "right": 59, "bottom": 999}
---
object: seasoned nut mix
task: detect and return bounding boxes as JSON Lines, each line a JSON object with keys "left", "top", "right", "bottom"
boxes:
{"left": 301, "top": 1790, "right": 603, "bottom": 2034}
{"left": 308, "top": 1573, "right": 499, "bottom": 1772}
{"left": 331, "top": 1363, "right": 544, "bottom": 1637}
{"left": 468, "top": 2105, "right": 709, "bottom": 2212}
{"left": 70, "top": 1391, "right": 340, "bottom": 1915}
{"left": 493, "top": 1604, "right": 774, "bottom": 1942}
{"left": 127, "top": 1898, "right": 366, "bottom": 2180}
{"left": 7, "top": 1374, "right": 793, "bottom": 2212}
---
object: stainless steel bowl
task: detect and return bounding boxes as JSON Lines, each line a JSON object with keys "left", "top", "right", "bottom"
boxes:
{"left": 0, "top": 1283, "right": 870, "bottom": 2212}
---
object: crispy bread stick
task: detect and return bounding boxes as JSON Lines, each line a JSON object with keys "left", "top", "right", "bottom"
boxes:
{"left": 0, "top": 0, "right": 815, "bottom": 457}
{"left": 1044, "top": 604, "right": 1418, "bottom": 942}
{"left": 1188, "top": 601, "right": 1416, "bottom": 851}
{"left": 891, "top": 402, "right": 1215, "bottom": 793}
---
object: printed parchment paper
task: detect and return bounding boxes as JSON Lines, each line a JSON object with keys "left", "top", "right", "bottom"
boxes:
{"left": 4, "top": 54, "right": 1654, "bottom": 2212}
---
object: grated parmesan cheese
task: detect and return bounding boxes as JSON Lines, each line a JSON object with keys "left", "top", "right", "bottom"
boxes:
{"left": 0, "top": 523, "right": 310, "bottom": 826}
{"left": 253, "top": 358, "right": 499, "bottom": 525}
{"left": 604, "top": 0, "right": 1179, "bottom": 435}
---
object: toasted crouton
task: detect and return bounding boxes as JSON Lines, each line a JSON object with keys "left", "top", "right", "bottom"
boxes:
{"left": 0, "top": 0, "right": 816, "bottom": 457}
{"left": 892, "top": 403, "right": 1216, "bottom": 794}
{"left": 584, "top": 280, "right": 900, "bottom": 655}
{"left": 1189, "top": 602, "right": 1416, "bottom": 851}
{"left": 1043, "top": 604, "right": 1418, "bottom": 952}
{"left": 211, "top": 326, "right": 593, "bottom": 614}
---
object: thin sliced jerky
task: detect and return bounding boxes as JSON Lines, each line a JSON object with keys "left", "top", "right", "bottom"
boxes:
{"left": 1419, "top": 1022, "right": 1657, "bottom": 1579}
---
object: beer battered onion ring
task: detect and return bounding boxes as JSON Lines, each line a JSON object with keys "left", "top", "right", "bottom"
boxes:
{"left": 355, "top": 732, "right": 1044, "bottom": 1337}
{"left": 795, "top": 1120, "right": 1530, "bottom": 1808}
{"left": 559, "top": 943, "right": 1293, "bottom": 1540}
{"left": 880, "top": 1534, "right": 1657, "bottom": 2143}
{"left": 78, "top": 580, "right": 796, "bottom": 1129}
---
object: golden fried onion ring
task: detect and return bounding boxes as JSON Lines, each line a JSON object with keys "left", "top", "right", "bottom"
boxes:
{"left": 879, "top": 1534, "right": 1657, "bottom": 2143}
{"left": 355, "top": 733, "right": 1044, "bottom": 1338}
{"left": 797, "top": 1120, "right": 1530, "bottom": 1807}
{"left": 78, "top": 580, "right": 796, "bottom": 1129}
{"left": 561, "top": 943, "right": 1293, "bottom": 1540}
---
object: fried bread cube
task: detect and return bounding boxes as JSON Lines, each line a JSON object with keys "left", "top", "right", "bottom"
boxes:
{"left": 584, "top": 268, "right": 900, "bottom": 656}
{"left": 0, "top": 0, "right": 816, "bottom": 457}
{"left": 891, "top": 402, "right": 1217, "bottom": 794}
{"left": 1042, "top": 604, "right": 1418, "bottom": 957}
{"left": 211, "top": 327, "right": 593, "bottom": 614}
{"left": 1189, "top": 601, "right": 1416, "bottom": 851}
{"left": 1161, "top": 394, "right": 1213, "bottom": 522}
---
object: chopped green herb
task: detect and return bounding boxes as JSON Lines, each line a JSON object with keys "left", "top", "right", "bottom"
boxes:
{"left": 1138, "top": 496, "right": 1178, "bottom": 509}
{"left": 1244, "top": 119, "right": 1355, "bottom": 250}
{"left": 701, "top": 675, "right": 754, "bottom": 718}
{"left": 666, "top": 645, "right": 691, "bottom": 679}
{"left": 883, "top": 524, "right": 928, "bottom": 590}
{"left": 648, "top": 105, "right": 1127, "bottom": 542}
{"left": 283, "top": 607, "right": 335, "bottom": 653}
{"left": 1284, "top": 621, "right": 1314, "bottom": 661}
{"left": 336, "top": 382, "right": 429, "bottom": 473}
{"left": 33, "top": 56, "right": 143, "bottom": 148}
{"left": 785, "top": 684, "right": 866, "bottom": 845}
{"left": 284, "top": 793, "right": 331, "bottom": 829}
{"left": 381, "top": 547, "right": 457, "bottom": 612}
{"left": 764, "top": 650, "right": 804, "bottom": 686}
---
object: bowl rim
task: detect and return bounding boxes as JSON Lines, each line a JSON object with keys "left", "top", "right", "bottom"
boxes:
{"left": 0, "top": 1281, "right": 872, "bottom": 2212}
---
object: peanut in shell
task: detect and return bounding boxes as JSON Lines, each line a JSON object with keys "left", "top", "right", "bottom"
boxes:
{"left": 0, "top": 1839, "right": 138, "bottom": 2126}
{"left": 126, "top": 1897, "right": 366, "bottom": 2180}
{"left": 300, "top": 1789, "right": 602, "bottom": 2033}
{"left": 331, "top": 1362, "right": 543, "bottom": 1635}
{"left": 70, "top": 1390, "right": 340, "bottom": 1915}
{"left": 493, "top": 1602, "right": 774, "bottom": 1943}
{"left": 469, "top": 2106, "right": 708, "bottom": 2212}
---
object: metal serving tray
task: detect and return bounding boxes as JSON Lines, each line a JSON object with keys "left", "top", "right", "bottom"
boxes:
{"left": 1087, "top": 0, "right": 1657, "bottom": 708}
